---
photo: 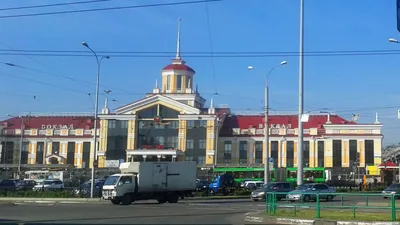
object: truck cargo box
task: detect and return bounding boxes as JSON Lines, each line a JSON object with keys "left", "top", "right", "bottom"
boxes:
{"left": 119, "top": 162, "right": 197, "bottom": 192}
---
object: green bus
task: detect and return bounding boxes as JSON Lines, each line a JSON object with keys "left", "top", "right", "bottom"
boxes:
{"left": 286, "top": 167, "right": 325, "bottom": 183}
{"left": 212, "top": 167, "right": 326, "bottom": 183}
{"left": 212, "top": 167, "right": 277, "bottom": 183}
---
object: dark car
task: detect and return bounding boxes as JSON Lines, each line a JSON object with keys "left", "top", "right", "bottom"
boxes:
{"left": 251, "top": 182, "right": 294, "bottom": 201}
{"left": 382, "top": 183, "right": 400, "bottom": 199}
{"left": 0, "top": 179, "right": 20, "bottom": 191}
{"left": 75, "top": 179, "right": 105, "bottom": 197}
{"left": 196, "top": 180, "right": 209, "bottom": 192}
{"left": 16, "top": 180, "right": 37, "bottom": 191}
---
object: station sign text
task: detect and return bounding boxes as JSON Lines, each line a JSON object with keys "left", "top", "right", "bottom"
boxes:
{"left": 41, "top": 124, "right": 74, "bottom": 130}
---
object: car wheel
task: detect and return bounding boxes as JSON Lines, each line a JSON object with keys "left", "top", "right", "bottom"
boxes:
{"left": 303, "top": 195, "right": 310, "bottom": 202}
{"left": 326, "top": 195, "right": 333, "bottom": 201}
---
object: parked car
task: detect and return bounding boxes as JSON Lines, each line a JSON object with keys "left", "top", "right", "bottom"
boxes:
{"left": 33, "top": 179, "right": 64, "bottom": 191}
{"left": 382, "top": 183, "right": 400, "bottom": 199}
{"left": 196, "top": 180, "right": 209, "bottom": 192}
{"left": 75, "top": 179, "right": 105, "bottom": 197}
{"left": 16, "top": 180, "right": 37, "bottom": 191}
{"left": 286, "top": 183, "right": 336, "bottom": 202}
{"left": 0, "top": 179, "right": 20, "bottom": 191}
{"left": 243, "top": 181, "right": 264, "bottom": 190}
{"left": 251, "top": 182, "right": 294, "bottom": 201}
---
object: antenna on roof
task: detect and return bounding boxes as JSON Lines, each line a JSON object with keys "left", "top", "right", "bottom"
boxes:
{"left": 351, "top": 113, "right": 360, "bottom": 122}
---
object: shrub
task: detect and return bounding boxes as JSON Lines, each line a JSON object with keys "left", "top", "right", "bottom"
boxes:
{"left": 0, "top": 190, "right": 78, "bottom": 198}
{"left": 234, "top": 188, "right": 251, "bottom": 196}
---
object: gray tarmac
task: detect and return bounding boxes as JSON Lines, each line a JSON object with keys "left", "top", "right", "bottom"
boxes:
{"left": 0, "top": 196, "right": 394, "bottom": 224}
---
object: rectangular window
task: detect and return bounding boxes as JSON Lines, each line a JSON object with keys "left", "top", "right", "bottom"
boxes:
{"left": 199, "top": 120, "right": 207, "bottom": 128}
{"left": 239, "top": 141, "right": 247, "bottom": 164}
{"left": 224, "top": 141, "right": 232, "bottom": 161}
{"left": 318, "top": 141, "right": 325, "bottom": 167}
{"left": 67, "top": 142, "right": 75, "bottom": 165}
{"left": 177, "top": 75, "right": 183, "bottom": 91}
{"left": 185, "top": 156, "right": 194, "bottom": 161}
{"left": 349, "top": 140, "right": 357, "bottom": 166}
{"left": 271, "top": 141, "right": 278, "bottom": 168}
{"left": 52, "top": 142, "right": 60, "bottom": 155}
{"left": 187, "top": 120, "right": 195, "bottom": 128}
{"left": 255, "top": 141, "right": 263, "bottom": 164}
{"left": 286, "top": 141, "right": 294, "bottom": 167}
{"left": 332, "top": 140, "right": 342, "bottom": 167}
{"left": 199, "top": 139, "right": 206, "bottom": 149}
{"left": 166, "top": 76, "right": 171, "bottom": 91}
{"left": 197, "top": 156, "right": 205, "bottom": 165}
{"left": 21, "top": 142, "right": 29, "bottom": 164}
{"left": 186, "top": 139, "right": 194, "bottom": 149}
{"left": 303, "top": 141, "right": 310, "bottom": 167}
{"left": 36, "top": 142, "right": 44, "bottom": 164}
{"left": 364, "top": 140, "right": 374, "bottom": 165}
{"left": 82, "top": 142, "right": 91, "bottom": 168}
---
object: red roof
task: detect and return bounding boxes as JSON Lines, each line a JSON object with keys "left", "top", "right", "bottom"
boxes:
{"left": 1, "top": 116, "right": 98, "bottom": 130}
{"left": 162, "top": 64, "right": 195, "bottom": 73}
{"left": 220, "top": 114, "right": 356, "bottom": 136}
{"left": 379, "top": 161, "right": 398, "bottom": 167}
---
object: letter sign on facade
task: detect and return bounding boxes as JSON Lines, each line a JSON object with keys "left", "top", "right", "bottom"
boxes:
{"left": 41, "top": 124, "right": 74, "bottom": 130}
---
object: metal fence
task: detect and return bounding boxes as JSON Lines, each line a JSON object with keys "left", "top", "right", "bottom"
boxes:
{"left": 265, "top": 192, "right": 399, "bottom": 222}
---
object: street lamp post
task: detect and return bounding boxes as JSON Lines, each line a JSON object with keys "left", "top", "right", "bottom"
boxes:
{"left": 312, "top": 136, "right": 316, "bottom": 167}
{"left": 297, "top": 0, "right": 305, "bottom": 187}
{"left": 6, "top": 114, "right": 29, "bottom": 179}
{"left": 248, "top": 60, "right": 287, "bottom": 184}
{"left": 280, "top": 137, "right": 286, "bottom": 181}
{"left": 82, "top": 41, "right": 110, "bottom": 198}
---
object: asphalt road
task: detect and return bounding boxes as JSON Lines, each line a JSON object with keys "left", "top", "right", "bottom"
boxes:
{"left": 0, "top": 196, "right": 394, "bottom": 224}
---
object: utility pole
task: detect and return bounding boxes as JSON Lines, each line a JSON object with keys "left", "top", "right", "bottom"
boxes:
{"left": 264, "top": 85, "right": 269, "bottom": 184}
{"left": 297, "top": 0, "right": 305, "bottom": 187}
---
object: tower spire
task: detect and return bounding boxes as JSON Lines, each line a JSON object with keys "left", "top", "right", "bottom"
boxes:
{"left": 176, "top": 18, "right": 181, "bottom": 60}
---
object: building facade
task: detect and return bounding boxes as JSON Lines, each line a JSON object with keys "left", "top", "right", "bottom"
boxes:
{"left": 0, "top": 115, "right": 98, "bottom": 169}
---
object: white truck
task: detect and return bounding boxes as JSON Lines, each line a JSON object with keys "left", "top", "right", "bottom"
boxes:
{"left": 102, "top": 161, "right": 197, "bottom": 205}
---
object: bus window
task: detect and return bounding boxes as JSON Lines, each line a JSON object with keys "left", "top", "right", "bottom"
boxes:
{"left": 287, "top": 171, "right": 296, "bottom": 178}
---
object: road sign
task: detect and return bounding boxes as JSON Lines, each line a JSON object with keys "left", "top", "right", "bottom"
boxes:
{"left": 269, "top": 157, "right": 274, "bottom": 163}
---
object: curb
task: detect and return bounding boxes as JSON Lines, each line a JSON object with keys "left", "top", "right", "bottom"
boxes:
{"left": 244, "top": 211, "right": 400, "bottom": 225}
{"left": 0, "top": 196, "right": 248, "bottom": 203}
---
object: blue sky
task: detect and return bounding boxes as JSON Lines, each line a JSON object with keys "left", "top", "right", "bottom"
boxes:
{"left": 0, "top": 0, "right": 399, "bottom": 145}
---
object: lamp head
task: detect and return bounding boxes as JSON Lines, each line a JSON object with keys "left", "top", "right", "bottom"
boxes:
{"left": 104, "top": 56, "right": 110, "bottom": 59}
{"left": 247, "top": 65, "right": 254, "bottom": 70}
{"left": 389, "top": 38, "right": 398, "bottom": 43}
{"left": 280, "top": 61, "right": 288, "bottom": 65}
{"left": 82, "top": 42, "right": 89, "bottom": 47}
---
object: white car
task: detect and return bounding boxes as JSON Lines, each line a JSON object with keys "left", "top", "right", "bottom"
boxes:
{"left": 33, "top": 179, "right": 64, "bottom": 191}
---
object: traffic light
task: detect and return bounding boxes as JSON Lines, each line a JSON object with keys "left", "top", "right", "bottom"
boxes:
{"left": 93, "top": 160, "right": 98, "bottom": 168}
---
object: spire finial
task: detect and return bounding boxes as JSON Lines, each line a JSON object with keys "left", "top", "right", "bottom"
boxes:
{"left": 210, "top": 98, "right": 214, "bottom": 108}
{"left": 176, "top": 18, "right": 181, "bottom": 60}
{"left": 375, "top": 112, "right": 380, "bottom": 124}
{"left": 104, "top": 90, "right": 112, "bottom": 108}
{"left": 155, "top": 79, "right": 158, "bottom": 88}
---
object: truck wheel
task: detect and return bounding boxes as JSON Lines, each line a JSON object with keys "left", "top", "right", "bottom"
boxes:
{"left": 111, "top": 199, "right": 121, "bottom": 205}
{"left": 167, "top": 193, "right": 179, "bottom": 203}
{"left": 121, "top": 194, "right": 132, "bottom": 205}
{"left": 157, "top": 199, "right": 167, "bottom": 204}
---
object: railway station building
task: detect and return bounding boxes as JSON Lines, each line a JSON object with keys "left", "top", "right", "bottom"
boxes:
{"left": 0, "top": 21, "right": 384, "bottom": 181}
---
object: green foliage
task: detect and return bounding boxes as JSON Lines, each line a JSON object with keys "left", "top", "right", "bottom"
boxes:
{"left": 0, "top": 190, "right": 78, "bottom": 198}
{"left": 233, "top": 188, "right": 251, "bottom": 196}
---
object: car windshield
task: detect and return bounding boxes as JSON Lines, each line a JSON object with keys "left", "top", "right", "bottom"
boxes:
{"left": 43, "top": 181, "right": 54, "bottom": 185}
{"left": 264, "top": 183, "right": 276, "bottom": 190}
{"left": 388, "top": 184, "right": 400, "bottom": 189}
{"left": 104, "top": 176, "right": 120, "bottom": 185}
{"left": 297, "top": 185, "right": 313, "bottom": 190}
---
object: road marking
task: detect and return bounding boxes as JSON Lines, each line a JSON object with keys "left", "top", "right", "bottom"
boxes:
{"left": 188, "top": 203, "right": 222, "bottom": 206}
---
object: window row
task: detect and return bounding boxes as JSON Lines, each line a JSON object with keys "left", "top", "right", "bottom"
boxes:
{"left": 222, "top": 139, "right": 375, "bottom": 167}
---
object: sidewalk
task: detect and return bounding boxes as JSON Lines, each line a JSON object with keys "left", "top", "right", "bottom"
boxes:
{"left": 244, "top": 211, "right": 400, "bottom": 225}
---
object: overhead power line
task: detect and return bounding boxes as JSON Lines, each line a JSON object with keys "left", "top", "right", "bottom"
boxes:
{"left": 0, "top": 0, "right": 222, "bottom": 19}
{"left": 0, "top": 48, "right": 399, "bottom": 54}
{"left": 1, "top": 51, "right": 400, "bottom": 58}
{"left": 0, "top": 0, "right": 112, "bottom": 11}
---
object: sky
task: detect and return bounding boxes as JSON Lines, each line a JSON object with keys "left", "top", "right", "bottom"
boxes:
{"left": 0, "top": 0, "right": 399, "bottom": 145}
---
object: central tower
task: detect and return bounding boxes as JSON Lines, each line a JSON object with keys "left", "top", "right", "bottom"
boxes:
{"left": 161, "top": 18, "right": 196, "bottom": 94}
